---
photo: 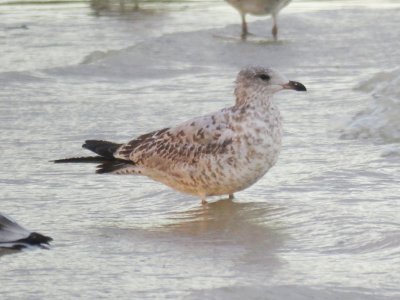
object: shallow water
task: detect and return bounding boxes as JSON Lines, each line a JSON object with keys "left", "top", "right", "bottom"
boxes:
{"left": 1, "top": 0, "right": 400, "bottom": 299}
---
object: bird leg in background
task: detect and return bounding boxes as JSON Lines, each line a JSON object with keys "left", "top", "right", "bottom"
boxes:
{"left": 241, "top": 13, "right": 248, "bottom": 39}
{"left": 229, "top": 194, "right": 234, "bottom": 200}
{"left": 119, "top": 0, "right": 125, "bottom": 11}
{"left": 272, "top": 14, "right": 278, "bottom": 40}
{"left": 201, "top": 198, "right": 208, "bottom": 205}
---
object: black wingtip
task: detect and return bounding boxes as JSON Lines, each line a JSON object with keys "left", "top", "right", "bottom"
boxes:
{"left": 82, "top": 140, "right": 122, "bottom": 159}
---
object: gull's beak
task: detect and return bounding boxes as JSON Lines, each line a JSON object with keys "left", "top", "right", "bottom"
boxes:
{"left": 282, "top": 81, "right": 307, "bottom": 92}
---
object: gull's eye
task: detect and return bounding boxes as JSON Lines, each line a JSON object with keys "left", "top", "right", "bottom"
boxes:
{"left": 258, "top": 74, "right": 270, "bottom": 81}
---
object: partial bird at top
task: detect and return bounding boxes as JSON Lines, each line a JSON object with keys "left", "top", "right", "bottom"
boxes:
{"left": 225, "top": 0, "right": 292, "bottom": 40}
{"left": 54, "top": 66, "right": 306, "bottom": 204}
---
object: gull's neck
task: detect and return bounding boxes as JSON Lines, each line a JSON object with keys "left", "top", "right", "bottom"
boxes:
{"left": 234, "top": 86, "right": 274, "bottom": 107}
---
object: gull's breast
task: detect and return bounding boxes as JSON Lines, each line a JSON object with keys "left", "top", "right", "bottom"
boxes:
{"left": 216, "top": 111, "right": 283, "bottom": 194}
{"left": 172, "top": 109, "right": 281, "bottom": 196}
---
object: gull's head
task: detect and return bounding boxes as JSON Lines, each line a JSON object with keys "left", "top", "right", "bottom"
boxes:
{"left": 234, "top": 66, "right": 306, "bottom": 104}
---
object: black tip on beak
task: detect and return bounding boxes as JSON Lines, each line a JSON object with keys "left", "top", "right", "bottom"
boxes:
{"left": 284, "top": 81, "right": 307, "bottom": 92}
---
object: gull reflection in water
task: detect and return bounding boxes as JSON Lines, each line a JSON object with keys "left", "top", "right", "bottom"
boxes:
{"left": 158, "top": 198, "right": 286, "bottom": 269}
{"left": 97, "top": 198, "right": 287, "bottom": 277}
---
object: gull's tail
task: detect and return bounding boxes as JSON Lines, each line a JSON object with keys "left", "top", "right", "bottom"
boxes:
{"left": 53, "top": 156, "right": 111, "bottom": 163}
{"left": 54, "top": 140, "right": 136, "bottom": 174}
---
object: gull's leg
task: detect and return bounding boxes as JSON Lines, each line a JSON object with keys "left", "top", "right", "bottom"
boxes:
{"left": 119, "top": 0, "right": 123, "bottom": 11}
{"left": 201, "top": 197, "right": 208, "bottom": 205}
{"left": 272, "top": 14, "right": 278, "bottom": 40}
{"left": 229, "top": 194, "right": 234, "bottom": 200}
{"left": 241, "top": 13, "right": 248, "bottom": 39}
{"left": 133, "top": 0, "right": 139, "bottom": 10}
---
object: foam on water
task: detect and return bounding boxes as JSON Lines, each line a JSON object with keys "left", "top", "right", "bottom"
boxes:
{"left": 341, "top": 69, "right": 400, "bottom": 143}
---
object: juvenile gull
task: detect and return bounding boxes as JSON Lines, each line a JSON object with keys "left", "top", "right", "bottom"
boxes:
{"left": 0, "top": 213, "right": 52, "bottom": 250}
{"left": 55, "top": 67, "right": 306, "bottom": 204}
{"left": 225, "top": 0, "right": 292, "bottom": 40}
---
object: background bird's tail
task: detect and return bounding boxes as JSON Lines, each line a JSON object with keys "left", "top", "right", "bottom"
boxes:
{"left": 0, "top": 213, "right": 53, "bottom": 250}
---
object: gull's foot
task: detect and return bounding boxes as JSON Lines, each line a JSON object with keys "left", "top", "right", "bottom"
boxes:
{"left": 201, "top": 198, "right": 208, "bottom": 205}
{"left": 228, "top": 194, "right": 234, "bottom": 200}
{"left": 241, "top": 31, "right": 258, "bottom": 40}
